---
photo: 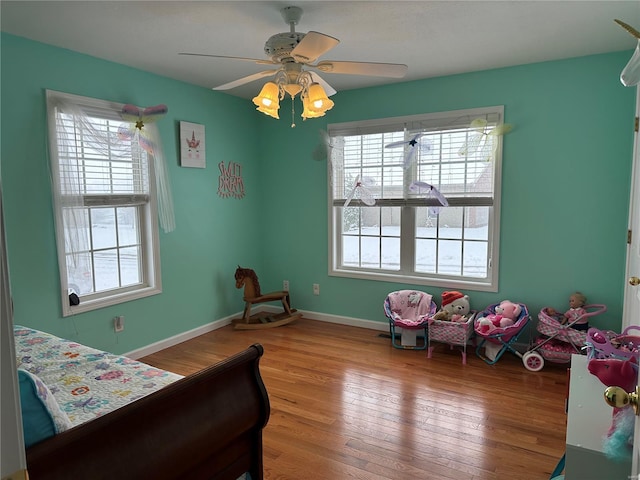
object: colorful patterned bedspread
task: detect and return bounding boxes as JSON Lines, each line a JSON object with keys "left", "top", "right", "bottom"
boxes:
{"left": 14, "top": 325, "right": 183, "bottom": 426}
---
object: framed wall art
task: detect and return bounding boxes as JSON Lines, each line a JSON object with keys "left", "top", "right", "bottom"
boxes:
{"left": 180, "top": 121, "right": 206, "bottom": 168}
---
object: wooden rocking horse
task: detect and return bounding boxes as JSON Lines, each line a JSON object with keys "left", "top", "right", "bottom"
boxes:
{"left": 233, "top": 266, "right": 301, "bottom": 330}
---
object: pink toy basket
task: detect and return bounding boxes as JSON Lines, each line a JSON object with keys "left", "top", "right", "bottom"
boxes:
{"left": 427, "top": 311, "right": 477, "bottom": 364}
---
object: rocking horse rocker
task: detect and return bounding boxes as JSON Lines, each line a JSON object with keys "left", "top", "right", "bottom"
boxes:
{"left": 233, "top": 266, "right": 302, "bottom": 330}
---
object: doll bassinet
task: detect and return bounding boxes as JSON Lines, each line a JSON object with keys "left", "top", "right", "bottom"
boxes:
{"left": 522, "top": 304, "right": 606, "bottom": 372}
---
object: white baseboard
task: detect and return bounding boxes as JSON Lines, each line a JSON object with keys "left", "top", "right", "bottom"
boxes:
{"left": 126, "top": 306, "right": 529, "bottom": 361}
{"left": 233, "top": 304, "right": 389, "bottom": 333}
{"left": 292, "top": 308, "right": 389, "bottom": 332}
{"left": 125, "top": 313, "right": 236, "bottom": 359}
{"left": 126, "top": 307, "right": 388, "bottom": 359}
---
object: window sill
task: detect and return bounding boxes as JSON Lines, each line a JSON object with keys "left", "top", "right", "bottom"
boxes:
{"left": 329, "top": 268, "right": 498, "bottom": 293}
{"left": 62, "top": 286, "right": 162, "bottom": 317}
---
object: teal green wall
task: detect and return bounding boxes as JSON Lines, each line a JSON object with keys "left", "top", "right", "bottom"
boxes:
{"left": 258, "top": 52, "right": 636, "bottom": 332}
{"left": 1, "top": 34, "right": 264, "bottom": 353}
{"left": 1, "top": 32, "right": 636, "bottom": 353}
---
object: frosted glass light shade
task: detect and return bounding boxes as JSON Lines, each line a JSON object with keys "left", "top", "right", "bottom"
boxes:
{"left": 256, "top": 103, "right": 280, "bottom": 119}
{"left": 302, "top": 94, "right": 326, "bottom": 119}
{"left": 306, "top": 83, "right": 334, "bottom": 113}
{"left": 252, "top": 82, "right": 281, "bottom": 118}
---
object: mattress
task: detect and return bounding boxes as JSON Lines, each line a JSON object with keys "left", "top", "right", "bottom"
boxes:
{"left": 14, "top": 325, "right": 182, "bottom": 426}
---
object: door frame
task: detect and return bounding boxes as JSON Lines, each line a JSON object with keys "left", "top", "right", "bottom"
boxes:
{"left": 0, "top": 183, "right": 27, "bottom": 477}
{"left": 623, "top": 87, "right": 640, "bottom": 332}
{"left": 627, "top": 85, "right": 640, "bottom": 477}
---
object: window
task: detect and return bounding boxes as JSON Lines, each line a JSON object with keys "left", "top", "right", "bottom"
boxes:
{"left": 328, "top": 107, "right": 504, "bottom": 292}
{"left": 46, "top": 91, "right": 162, "bottom": 316}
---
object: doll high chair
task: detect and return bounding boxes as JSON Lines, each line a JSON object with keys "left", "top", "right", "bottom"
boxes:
{"left": 383, "top": 290, "right": 436, "bottom": 349}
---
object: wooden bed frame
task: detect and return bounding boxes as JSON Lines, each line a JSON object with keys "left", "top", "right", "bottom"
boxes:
{"left": 25, "top": 343, "right": 270, "bottom": 480}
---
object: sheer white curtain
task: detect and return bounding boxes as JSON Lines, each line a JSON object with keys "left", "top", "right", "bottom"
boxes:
{"left": 144, "top": 121, "right": 175, "bottom": 233}
{"left": 47, "top": 92, "right": 175, "bottom": 271}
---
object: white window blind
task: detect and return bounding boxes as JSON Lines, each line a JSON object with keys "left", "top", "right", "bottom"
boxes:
{"left": 47, "top": 90, "right": 162, "bottom": 316}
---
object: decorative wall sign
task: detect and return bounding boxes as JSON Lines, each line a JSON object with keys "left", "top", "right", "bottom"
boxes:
{"left": 218, "top": 161, "right": 245, "bottom": 199}
{"left": 180, "top": 121, "right": 206, "bottom": 168}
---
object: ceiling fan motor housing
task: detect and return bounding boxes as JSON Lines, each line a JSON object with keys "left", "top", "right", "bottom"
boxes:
{"left": 264, "top": 32, "right": 306, "bottom": 62}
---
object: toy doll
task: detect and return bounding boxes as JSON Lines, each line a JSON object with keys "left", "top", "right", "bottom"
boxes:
{"left": 563, "top": 292, "right": 588, "bottom": 330}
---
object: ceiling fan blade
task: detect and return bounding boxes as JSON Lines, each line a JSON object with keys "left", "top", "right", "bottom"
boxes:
{"left": 291, "top": 31, "right": 339, "bottom": 64}
{"left": 309, "top": 72, "right": 337, "bottom": 97}
{"left": 213, "top": 70, "right": 279, "bottom": 91}
{"left": 179, "top": 52, "right": 276, "bottom": 66}
{"left": 313, "top": 60, "right": 408, "bottom": 78}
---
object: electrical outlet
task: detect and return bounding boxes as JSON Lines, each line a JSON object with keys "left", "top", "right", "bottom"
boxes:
{"left": 114, "top": 316, "right": 124, "bottom": 332}
{"left": 283, "top": 280, "right": 289, "bottom": 291}
{"left": 313, "top": 283, "right": 320, "bottom": 295}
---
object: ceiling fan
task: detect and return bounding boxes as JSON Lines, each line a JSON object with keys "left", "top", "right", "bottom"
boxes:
{"left": 179, "top": 6, "right": 408, "bottom": 125}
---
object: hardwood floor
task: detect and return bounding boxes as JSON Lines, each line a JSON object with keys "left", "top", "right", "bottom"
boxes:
{"left": 140, "top": 318, "right": 568, "bottom": 480}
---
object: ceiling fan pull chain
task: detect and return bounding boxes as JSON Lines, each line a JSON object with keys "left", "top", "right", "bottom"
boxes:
{"left": 291, "top": 96, "right": 296, "bottom": 128}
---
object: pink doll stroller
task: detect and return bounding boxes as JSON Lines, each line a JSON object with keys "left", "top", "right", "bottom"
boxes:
{"left": 523, "top": 304, "right": 607, "bottom": 372}
{"left": 474, "top": 302, "right": 530, "bottom": 365}
{"left": 384, "top": 290, "right": 437, "bottom": 350}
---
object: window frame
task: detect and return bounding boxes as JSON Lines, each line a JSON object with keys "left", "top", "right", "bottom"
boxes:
{"left": 327, "top": 106, "right": 504, "bottom": 292}
{"left": 46, "top": 90, "right": 162, "bottom": 316}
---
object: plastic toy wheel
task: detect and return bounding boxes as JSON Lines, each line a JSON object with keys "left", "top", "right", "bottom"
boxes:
{"left": 523, "top": 351, "right": 544, "bottom": 372}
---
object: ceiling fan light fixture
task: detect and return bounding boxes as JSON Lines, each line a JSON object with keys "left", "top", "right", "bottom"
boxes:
{"left": 252, "top": 82, "right": 281, "bottom": 116}
{"left": 306, "top": 83, "right": 334, "bottom": 113}
{"left": 301, "top": 94, "right": 326, "bottom": 119}
{"left": 252, "top": 71, "right": 333, "bottom": 124}
{"left": 256, "top": 103, "right": 280, "bottom": 119}
{"left": 283, "top": 83, "right": 303, "bottom": 97}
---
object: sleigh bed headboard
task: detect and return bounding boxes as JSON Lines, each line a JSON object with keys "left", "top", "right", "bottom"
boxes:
{"left": 25, "top": 343, "right": 270, "bottom": 480}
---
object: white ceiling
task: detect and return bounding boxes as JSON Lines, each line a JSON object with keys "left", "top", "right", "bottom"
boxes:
{"left": 2, "top": 1, "right": 639, "bottom": 100}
